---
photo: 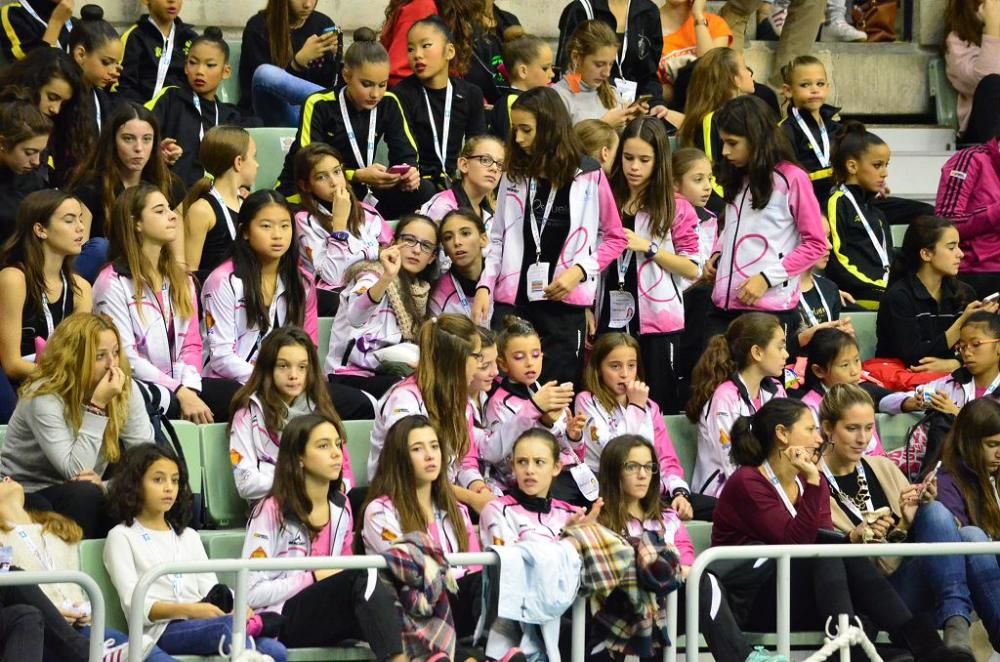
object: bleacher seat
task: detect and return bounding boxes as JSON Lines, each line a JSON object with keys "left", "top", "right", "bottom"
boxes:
{"left": 876, "top": 412, "right": 922, "bottom": 452}
{"left": 218, "top": 40, "right": 242, "bottom": 106}
{"left": 78, "top": 539, "right": 131, "bottom": 632}
{"left": 664, "top": 415, "right": 698, "bottom": 484}
{"left": 246, "top": 127, "right": 297, "bottom": 191}
{"left": 686, "top": 521, "right": 712, "bottom": 556}
{"left": 891, "top": 223, "right": 907, "bottom": 247}
{"left": 342, "top": 419, "right": 375, "bottom": 487}
{"left": 173, "top": 420, "right": 203, "bottom": 496}
{"left": 851, "top": 311, "right": 878, "bottom": 361}
{"left": 929, "top": 57, "right": 959, "bottom": 133}
{"left": 200, "top": 423, "right": 248, "bottom": 528}
{"left": 318, "top": 317, "right": 333, "bottom": 362}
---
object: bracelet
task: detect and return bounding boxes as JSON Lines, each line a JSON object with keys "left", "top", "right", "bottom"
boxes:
{"left": 84, "top": 402, "right": 107, "bottom": 417}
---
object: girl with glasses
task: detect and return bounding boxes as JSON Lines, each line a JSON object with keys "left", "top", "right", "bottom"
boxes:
{"left": 820, "top": 383, "right": 1000, "bottom": 657}
{"left": 326, "top": 212, "right": 439, "bottom": 399}
{"left": 421, "top": 135, "right": 505, "bottom": 230}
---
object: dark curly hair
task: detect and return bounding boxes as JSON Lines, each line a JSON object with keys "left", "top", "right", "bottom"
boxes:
{"left": 108, "top": 444, "right": 193, "bottom": 533}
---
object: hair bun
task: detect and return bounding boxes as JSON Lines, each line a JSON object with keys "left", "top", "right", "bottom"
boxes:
{"left": 203, "top": 26, "right": 224, "bottom": 40}
{"left": 503, "top": 25, "right": 526, "bottom": 43}
{"left": 353, "top": 26, "right": 377, "bottom": 43}
{"left": 80, "top": 4, "right": 104, "bottom": 21}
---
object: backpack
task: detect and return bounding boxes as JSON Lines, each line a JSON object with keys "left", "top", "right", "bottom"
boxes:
{"left": 885, "top": 410, "right": 954, "bottom": 481}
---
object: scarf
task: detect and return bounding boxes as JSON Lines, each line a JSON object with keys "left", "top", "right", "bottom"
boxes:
{"left": 509, "top": 486, "right": 552, "bottom": 514}
{"left": 347, "top": 260, "right": 430, "bottom": 341}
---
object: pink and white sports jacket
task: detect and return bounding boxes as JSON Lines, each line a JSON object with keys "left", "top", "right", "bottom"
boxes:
{"left": 478, "top": 491, "right": 578, "bottom": 547}
{"left": 481, "top": 379, "right": 582, "bottom": 489}
{"left": 201, "top": 259, "right": 318, "bottom": 384}
{"left": 477, "top": 162, "right": 627, "bottom": 307}
{"left": 711, "top": 162, "right": 827, "bottom": 312}
{"left": 595, "top": 195, "right": 701, "bottom": 335}
{"left": 419, "top": 185, "right": 495, "bottom": 232}
{"left": 428, "top": 269, "right": 492, "bottom": 323}
{"left": 361, "top": 494, "right": 481, "bottom": 579}
{"left": 574, "top": 391, "right": 689, "bottom": 496}
{"left": 880, "top": 368, "right": 1000, "bottom": 414}
{"left": 93, "top": 263, "right": 202, "bottom": 400}
{"left": 692, "top": 375, "right": 786, "bottom": 497}
{"left": 625, "top": 513, "right": 695, "bottom": 567}
{"left": 295, "top": 203, "right": 393, "bottom": 292}
{"left": 244, "top": 494, "right": 354, "bottom": 613}
{"left": 800, "top": 387, "right": 885, "bottom": 456}
{"left": 229, "top": 393, "right": 356, "bottom": 501}
{"left": 368, "top": 375, "right": 484, "bottom": 488}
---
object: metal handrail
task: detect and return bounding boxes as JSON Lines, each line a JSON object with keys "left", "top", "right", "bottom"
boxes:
{"left": 0, "top": 570, "right": 106, "bottom": 661}
{"left": 126, "top": 551, "right": 590, "bottom": 662}
{"left": 682, "top": 541, "right": 1000, "bottom": 662}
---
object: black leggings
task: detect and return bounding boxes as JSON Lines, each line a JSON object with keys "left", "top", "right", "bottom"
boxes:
{"left": 638, "top": 332, "right": 683, "bottom": 415}
{"left": 961, "top": 73, "right": 1000, "bottom": 145}
{"left": 24, "top": 481, "right": 109, "bottom": 539}
{"left": 0, "top": 576, "right": 92, "bottom": 662}
{"left": 281, "top": 568, "right": 404, "bottom": 660}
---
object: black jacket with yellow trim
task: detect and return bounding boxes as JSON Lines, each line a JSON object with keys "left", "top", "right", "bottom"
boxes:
{"left": 275, "top": 86, "right": 419, "bottom": 198}
{"left": 0, "top": 0, "right": 70, "bottom": 60}
{"left": 117, "top": 14, "right": 198, "bottom": 104}
{"left": 780, "top": 103, "right": 841, "bottom": 207}
{"left": 825, "top": 183, "right": 893, "bottom": 305}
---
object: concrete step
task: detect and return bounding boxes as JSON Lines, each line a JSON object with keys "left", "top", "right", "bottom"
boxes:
{"left": 869, "top": 126, "right": 957, "bottom": 153}
{"left": 884, "top": 151, "right": 952, "bottom": 201}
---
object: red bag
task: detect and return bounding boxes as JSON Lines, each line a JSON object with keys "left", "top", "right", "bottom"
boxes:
{"left": 861, "top": 358, "right": 946, "bottom": 392}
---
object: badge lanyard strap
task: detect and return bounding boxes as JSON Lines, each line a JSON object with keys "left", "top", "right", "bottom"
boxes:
{"left": 451, "top": 273, "right": 471, "bottom": 315}
{"left": 151, "top": 19, "right": 176, "bottom": 99}
{"left": 422, "top": 82, "right": 453, "bottom": 175}
{"left": 820, "top": 460, "right": 874, "bottom": 522}
{"left": 615, "top": 0, "right": 632, "bottom": 76}
{"left": 528, "top": 178, "right": 558, "bottom": 263}
{"left": 209, "top": 187, "right": 237, "bottom": 239}
{"left": 791, "top": 107, "right": 830, "bottom": 169}
{"left": 93, "top": 90, "right": 102, "bottom": 131}
{"left": 840, "top": 186, "right": 890, "bottom": 276}
{"left": 340, "top": 91, "right": 377, "bottom": 168}
{"left": 616, "top": 250, "right": 635, "bottom": 290}
{"left": 19, "top": 2, "right": 72, "bottom": 49}
{"left": 762, "top": 460, "right": 802, "bottom": 517}
{"left": 191, "top": 95, "right": 220, "bottom": 142}
{"left": 136, "top": 523, "right": 184, "bottom": 599}
{"left": 799, "top": 281, "right": 832, "bottom": 327}
{"left": 40, "top": 272, "right": 69, "bottom": 337}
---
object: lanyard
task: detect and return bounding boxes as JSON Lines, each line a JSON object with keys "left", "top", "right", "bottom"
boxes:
{"left": 40, "top": 272, "right": 69, "bottom": 338}
{"left": 422, "top": 82, "right": 453, "bottom": 174}
{"left": 152, "top": 283, "right": 176, "bottom": 364}
{"left": 191, "top": 95, "right": 219, "bottom": 141}
{"left": 209, "top": 187, "right": 237, "bottom": 239}
{"left": 615, "top": 0, "right": 631, "bottom": 74}
{"left": 451, "top": 273, "right": 471, "bottom": 315}
{"left": 93, "top": 90, "right": 102, "bottom": 131}
{"left": 962, "top": 372, "right": 1000, "bottom": 403}
{"left": 152, "top": 18, "right": 176, "bottom": 99}
{"left": 761, "top": 460, "right": 802, "bottom": 517}
{"left": 839, "top": 186, "right": 890, "bottom": 276}
{"left": 820, "top": 460, "right": 874, "bottom": 522}
{"left": 14, "top": 526, "right": 53, "bottom": 571}
{"left": 527, "top": 178, "right": 558, "bottom": 263}
{"left": 136, "top": 523, "right": 184, "bottom": 599}
{"left": 799, "top": 281, "right": 832, "bottom": 327}
{"left": 791, "top": 107, "right": 830, "bottom": 169}
{"left": 992, "top": 477, "right": 1000, "bottom": 508}
{"left": 340, "top": 92, "right": 377, "bottom": 168}
{"left": 19, "top": 1, "right": 71, "bottom": 49}
{"left": 616, "top": 249, "right": 634, "bottom": 290}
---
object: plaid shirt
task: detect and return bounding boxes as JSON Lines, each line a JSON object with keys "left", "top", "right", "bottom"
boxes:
{"left": 381, "top": 532, "right": 460, "bottom": 661}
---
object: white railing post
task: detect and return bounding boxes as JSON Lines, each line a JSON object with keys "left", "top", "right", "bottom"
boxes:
{"left": 664, "top": 589, "right": 678, "bottom": 662}
{"left": 777, "top": 552, "right": 791, "bottom": 658}
{"left": 838, "top": 613, "right": 850, "bottom": 662}
{"left": 229, "top": 568, "right": 250, "bottom": 657}
{"left": 571, "top": 596, "right": 586, "bottom": 662}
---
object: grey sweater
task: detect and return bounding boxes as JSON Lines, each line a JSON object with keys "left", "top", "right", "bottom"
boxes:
{"left": 552, "top": 77, "right": 618, "bottom": 126}
{"left": 1, "top": 380, "right": 155, "bottom": 492}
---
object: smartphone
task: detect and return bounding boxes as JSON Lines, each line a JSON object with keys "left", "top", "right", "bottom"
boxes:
{"left": 322, "top": 25, "right": 340, "bottom": 35}
{"left": 386, "top": 164, "right": 411, "bottom": 175}
{"left": 630, "top": 94, "right": 654, "bottom": 107}
{"left": 918, "top": 460, "right": 942, "bottom": 496}
{"left": 985, "top": 291, "right": 1000, "bottom": 303}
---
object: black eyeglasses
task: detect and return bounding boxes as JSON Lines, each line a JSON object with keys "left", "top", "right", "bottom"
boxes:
{"left": 398, "top": 234, "right": 437, "bottom": 254}
{"left": 466, "top": 154, "right": 505, "bottom": 171}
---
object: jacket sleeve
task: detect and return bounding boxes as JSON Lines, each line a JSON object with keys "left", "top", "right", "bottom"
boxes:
{"left": 93, "top": 270, "right": 183, "bottom": 392}
{"left": 669, "top": 198, "right": 702, "bottom": 269}
{"left": 178, "top": 282, "right": 203, "bottom": 390}
{"left": 244, "top": 499, "right": 314, "bottom": 610}
{"left": 29, "top": 394, "right": 108, "bottom": 479}
{"left": 700, "top": 387, "right": 739, "bottom": 489}
{"left": 481, "top": 392, "right": 544, "bottom": 465}
{"left": 765, "top": 167, "right": 826, "bottom": 286}
{"left": 477, "top": 178, "right": 510, "bottom": 294}
{"left": 103, "top": 528, "right": 155, "bottom": 625}
{"left": 0, "top": 5, "right": 41, "bottom": 60}
{"left": 202, "top": 271, "right": 254, "bottom": 383}
{"left": 229, "top": 406, "right": 272, "bottom": 501}
{"left": 945, "top": 33, "right": 1000, "bottom": 97}
{"left": 361, "top": 499, "right": 404, "bottom": 554}
{"left": 478, "top": 500, "right": 518, "bottom": 547}
{"left": 299, "top": 214, "right": 364, "bottom": 290}
{"left": 583, "top": 171, "right": 627, "bottom": 275}
{"left": 556, "top": 4, "right": 584, "bottom": 71}
{"left": 238, "top": 22, "right": 270, "bottom": 110}
{"left": 116, "top": 25, "right": 146, "bottom": 103}
{"left": 935, "top": 473, "right": 972, "bottom": 527}
{"left": 345, "top": 269, "right": 385, "bottom": 328}
{"left": 650, "top": 403, "right": 689, "bottom": 495}
{"left": 935, "top": 151, "right": 1000, "bottom": 240}
{"left": 671, "top": 520, "right": 696, "bottom": 567}
{"left": 119, "top": 381, "right": 156, "bottom": 451}
{"left": 303, "top": 281, "right": 318, "bottom": 345}
{"left": 454, "top": 408, "right": 484, "bottom": 488}
{"left": 297, "top": 92, "right": 335, "bottom": 150}
{"left": 382, "top": 93, "right": 420, "bottom": 168}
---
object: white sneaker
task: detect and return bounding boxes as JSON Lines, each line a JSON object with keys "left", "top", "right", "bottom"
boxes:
{"left": 823, "top": 20, "right": 867, "bottom": 42}
{"left": 102, "top": 640, "right": 128, "bottom": 662}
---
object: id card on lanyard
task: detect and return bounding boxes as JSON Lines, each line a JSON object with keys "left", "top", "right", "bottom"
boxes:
{"left": 137, "top": 524, "right": 185, "bottom": 599}
{"left": 611, "top": 0, "right": 636, "bottom": 104}
{"left": 451, "top": 273, "right": 472, "bottom": 316}
{"left": 791, "top": 107, "right": 830, "bottom": 169}
{"left": 339, "top": 93, "right": 381, "bottom": 207}
{"left": 152, "top": 19, "right": 177, "bottom": 99}
{"left": 14, "top": 526, "right": 52, "bottom": 571}
{"left": 840, "top": 186, "right": 890, "bottom": 279}
{"left": 609, "top": 250, "right": 636, "bottom": 328}
{"left": 19, "top": 1, "right": 72, "bottom": 49}
{"left": 422, "top": 83, "right": 453, "bottom": 184}
{"left": 191, "top": 95, "right": 220, "bottom": 141}
{"left": 526, "top": 178, "right": 558, "bottom": 302}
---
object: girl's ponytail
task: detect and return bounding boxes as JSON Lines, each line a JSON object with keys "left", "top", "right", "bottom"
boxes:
{"left": 730, "top": 398, "right": 809, "bottom": 468}
{"left": 728, "top": 415, "right": 764, "bottom": 467}
{"left": 686, "top": 334, "right": 735, "bottom": 422}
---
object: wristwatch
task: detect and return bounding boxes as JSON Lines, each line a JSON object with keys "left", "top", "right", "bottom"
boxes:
{"left": 331, "top": 231, "right": 350, "bottom": 242}
{"left": 694, "top": 16, "right": 709, "bottom": 26}
{"left": 645, "top": 242, "right": 659, "bottom": 259}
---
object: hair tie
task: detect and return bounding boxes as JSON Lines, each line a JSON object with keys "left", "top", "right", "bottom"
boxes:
{"left": 431, "top": 316, "right": 438, "bottom": 324}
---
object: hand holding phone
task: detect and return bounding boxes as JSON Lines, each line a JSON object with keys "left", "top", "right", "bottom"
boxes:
{"left": 985, "top": 291, "right": 1000, "bottom": 303}
{"left": 386, "top": 164, "right": 411, "bottom": 176}
{"left": 918, "top": 460, "right": 942, "bottom": 497}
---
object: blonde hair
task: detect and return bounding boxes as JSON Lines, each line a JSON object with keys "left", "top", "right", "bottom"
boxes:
{"left": 566, "top": 20, "right": 619, "bottom": 110}
{"left": 0, "top": 510, "right": 83, "bottom": 544}
{"left": 20, "top": 313, "right": 132, "bottom": 463}
{"left": 818, "top": 383, "right": 874, "bottom": 430}
{"left": 574, "top": 119, "right": 617, "bottom": 160}
{"left": 678, "top": 47, "right": 743, "bottom": 148}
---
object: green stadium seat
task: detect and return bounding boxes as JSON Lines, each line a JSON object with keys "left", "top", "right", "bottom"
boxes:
{"left": 318, "top": 317, "right": 333, "bottom": 362}
{"left": 852, "top": 311, "right": 878, "bottom": 361}
{"left": 200, "top": 423, "right": 248, "bottom": 528}
{"left": 928, "top": 57, "right": 959, "bottom": 133}
{"left": 0, "top": 424, "right": 6, "bottom": 450}
{"left": 664, "top": 415, "right": 698, "bottom": 484}
{"left": 78, "top": 539, "right": 130, "bottom": 632}
{"left": 342, "top": 419, "right": 375, "bottom": 487}
{"left": 171, "top": 420, "right": 202, "bottom": 495}
{"left": 891, "top": 223, "right": 907, "bottom": 247}
{"left": 877, "top": 412, "right": 922, "bottom": 452}
{"left": 218, "top": 40, "right": 242, "bottom": 106}
{"left": 246, "top": 127, "right": 297, "bottom": 191}
{"left": 685, "top": 521, "right": 712, "bottom": 556}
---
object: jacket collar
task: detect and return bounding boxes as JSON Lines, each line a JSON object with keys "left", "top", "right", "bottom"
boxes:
{"left": 843, "top": 182, "right": 875, "bottom": 203}
{"left": 500, "top": 377, "right": 535, "bottom": 400}
{"left": 139, "top": 13, "right": 192, "bottom": 37}
{"left": 732, "top": 373, "right": 781, "bottom": 410}
{"left": 510, "top": 485, "right": 553, "bottom": 514}
{"left": 906, "top": 272, "right": 958, "bottom": 303}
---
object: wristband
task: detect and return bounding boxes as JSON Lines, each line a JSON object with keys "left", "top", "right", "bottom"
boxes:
{"left": 671, "top": 487, "right": 692, "bottom": 500}
{"left": 84, "top": 402, "right": 107, "bottom": 417}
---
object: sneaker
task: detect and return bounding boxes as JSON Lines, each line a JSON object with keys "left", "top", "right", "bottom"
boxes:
{"left": 102, "top": 641, "right": 128, "bottom": 662}
{"left": 823, "top": 20, "right": 867, "bottom": 42}
{"left": 746, "top": 646, "right": 788, "bottom": 662}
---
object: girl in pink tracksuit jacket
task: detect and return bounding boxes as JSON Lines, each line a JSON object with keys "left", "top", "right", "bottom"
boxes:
{"left": 429, "top": 209, "right": 494, "bottom": 324}
{"left": 686, "top": 312, "right": 788, "bottom": 497}
{"left": 243, "top": 414, "right": 405, "bottom": 659}
{"left": 201, "top": 191, "right": 317, "bottom": 386}
{"left": 92, "top": 183, "right": 219, "bottom": 421}
{"left": 576, "top": 333, "right": 693, "bottom": 518}
{"left": 708, "top": 95, "right": 826, "bottom": 336}
{"left": 292, "top": 143, "right": 394, "bottom": 316}
{"left": 471, "top": 87, "right": 626, "bottom": 386}
{"left": 482, "top": 317, "right": 589, "bottom": 504}
{"left": 368, "top": 314, "right": 492, "bottom": 513}
{"left": 229, "top": 327, "right": 354, "bottom": 502}
{"left": 598, "top": 118, "right": 702, "bottom": 413}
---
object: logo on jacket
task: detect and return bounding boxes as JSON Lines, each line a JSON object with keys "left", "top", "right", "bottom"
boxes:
{"left": 229, "top": 449, "right": 242, "bottom": 466}
{"left": 250, "top": 547, "right": 267, "bottom": 559}
{"left": 381, "top": 528, "right": 398, "bottom": 542}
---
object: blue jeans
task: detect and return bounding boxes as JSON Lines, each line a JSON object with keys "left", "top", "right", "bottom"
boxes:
{"left": 77, "top": 626, "right": 177, "bottom": 662}
{"left": 155, "top": 616, "right": 287, "bottom": 662}
{"left": 957, "top": 525, "right": 1000, "bottom": 651}
{"left": 252, "top": 64, "right": 323, "bottom": 127}
{"left": 74, "top": 237, "right": 109, "bottom": 284}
